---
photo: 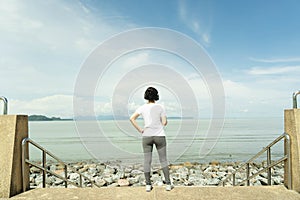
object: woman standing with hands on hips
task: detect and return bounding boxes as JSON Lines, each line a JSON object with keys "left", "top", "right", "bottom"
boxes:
{"left": 130, "top": 87, "right": 173, "bottom": 192}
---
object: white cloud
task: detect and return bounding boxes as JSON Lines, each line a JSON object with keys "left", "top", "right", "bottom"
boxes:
{"left": 222, "top": 78, "right": 292, "bottom": 117}
{"left": 121, "top": 52, "right": 150, "bottom": 69}
{"left": 9, "top": 95, "right": 73, "bottom": 118}
{"left": 0, "top": 0, "right": 43, "bottom": 33}
{"left": 249, "top": 57, "right": 300, "bottom": 63}
{"left": 177, "top": 0, "right": 212, "bottom": 45}
{"left": 0, "top": 0, "right": 136, "bottom": 116}
{"left": 247, "top": 66, "right": 300, "bottom": 75}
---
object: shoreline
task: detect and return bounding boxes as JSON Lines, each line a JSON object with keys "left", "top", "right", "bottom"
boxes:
{"left": 29, "top": 160, "right": 284, "bottom": 188}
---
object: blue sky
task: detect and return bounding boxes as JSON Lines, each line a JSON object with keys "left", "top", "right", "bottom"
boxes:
{"left": 0, "top": 0, "right": 300, "bottom": 118}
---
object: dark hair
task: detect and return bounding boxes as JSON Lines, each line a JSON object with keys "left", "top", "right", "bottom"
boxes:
{"left": 144, "top": 87, "right": 159, "bottom": 101}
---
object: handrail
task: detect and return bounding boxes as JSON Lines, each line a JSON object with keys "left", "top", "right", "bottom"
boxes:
{"left": 0, "top": 96, "right": 8, "bottom": 115}
{"left": 293, "top": 91, "right": 300, "bottom": 108}
{"left": 22, "top": 137, "right": 100, "bottom": 192}
{"left": 219, "top": 132, "right": 291, "bottom": 188}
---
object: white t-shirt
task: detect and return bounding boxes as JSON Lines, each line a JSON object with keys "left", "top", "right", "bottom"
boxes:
{"left": 136, "top": 103, "right": 166, "bottom": 137}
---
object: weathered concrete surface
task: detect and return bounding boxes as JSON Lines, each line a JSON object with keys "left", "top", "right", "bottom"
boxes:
{"left": 10, "top": 186, "right": 300, "bottom": 200}
{"left": 284, "top": 109, "right": 300, "bottom": 192}
{"left": 0, "top": 115, "right": 29, "bottom": 198}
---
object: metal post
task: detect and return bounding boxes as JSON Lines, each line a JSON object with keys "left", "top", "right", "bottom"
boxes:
{"left": 42, "top": 151, "right": 46, "bottom": 188}
{"left": 285, "top": 133, "right": 292, "bottom": 189}
{"left": 246, "top": 163, "right": 250, "bottom": 186}
{"left": 232, "top": 173, "right": 236, "bottom": 186}
{"left": 0, "top": 96, "right": 8, "bottom": 115}
{"left": 64, "top": 165, "right": 68, "bottom": 188}
{"left": 22, "top": 139, "right": 27, "bottom": 192}
{"left": 293, "top": 91, "right": 300, "bottom": 109}
{"left": 267, "top": 147, "right": 272, "bottom": 185}
{"left": 80, "top": 175, "right": 83, "bottom": 187}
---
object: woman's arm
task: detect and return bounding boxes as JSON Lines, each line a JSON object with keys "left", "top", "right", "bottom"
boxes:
{"left": 161, "top": 115, "right": 168, "bottom": 126}
{"left": 130, "top": 112, "right": 143, "bottom": 134}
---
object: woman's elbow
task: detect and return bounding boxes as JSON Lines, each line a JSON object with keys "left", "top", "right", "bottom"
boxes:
{"left": 162, "top": 119, "right": 168, "bottom": 126}
{"left": 129, "top": 117, "right": 134, "bottom": 123}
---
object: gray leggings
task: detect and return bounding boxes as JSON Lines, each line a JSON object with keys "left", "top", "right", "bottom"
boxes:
{"left": 142, "top": 136, "right": 171, "bottom": 185}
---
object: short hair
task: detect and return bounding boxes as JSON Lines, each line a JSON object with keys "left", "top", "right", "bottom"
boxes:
{"left": 144, "top": 87, "right": 159, "bottom": 101}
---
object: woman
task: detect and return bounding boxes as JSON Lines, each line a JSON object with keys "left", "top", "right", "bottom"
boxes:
{"left": 130, "top": 87, "right": 173, "bottom": 192}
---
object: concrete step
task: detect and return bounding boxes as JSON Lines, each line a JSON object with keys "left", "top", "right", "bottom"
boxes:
{"left": 10, "top": 185, "right": 300, "bottom": 200}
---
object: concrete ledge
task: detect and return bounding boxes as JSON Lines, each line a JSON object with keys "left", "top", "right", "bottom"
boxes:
{"left": 11, "top": 186, "right": 300, "bottom": 200}
{"left": 0, "top": 115, "right": 28, "bottom": 198}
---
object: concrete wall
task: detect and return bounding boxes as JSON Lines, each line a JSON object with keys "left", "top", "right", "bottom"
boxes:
{"left": 0, "top": 115, "right": 29, "bottom": 198}
{"left": 284, "top": 109, "right": 300, "bottom": 192}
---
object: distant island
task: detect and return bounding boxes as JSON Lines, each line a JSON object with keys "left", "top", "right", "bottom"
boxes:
{"left": 28, "top": 115, "right": 190, "bottom": 121}
{"left": 28, "top": 115, "right": 73, "bottom": 121}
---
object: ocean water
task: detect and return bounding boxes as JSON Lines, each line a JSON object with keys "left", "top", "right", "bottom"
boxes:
{"left": 28, "top": 117, "right": 285, "bottom": 164}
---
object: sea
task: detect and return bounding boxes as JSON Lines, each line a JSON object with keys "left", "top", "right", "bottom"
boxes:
{"left": 28, "top": 117, "right": 286, "bottom": 165}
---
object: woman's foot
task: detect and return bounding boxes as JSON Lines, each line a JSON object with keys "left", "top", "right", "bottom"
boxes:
{"left": 146, "top": 185, "right": 153, "bottom": 192}
{"left": 165, "top": 184, "right": 174, "bottom": 191}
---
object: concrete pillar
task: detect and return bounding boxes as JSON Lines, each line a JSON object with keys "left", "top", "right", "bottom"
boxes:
{"left": 284, "top": 109, "right": 300, "bottom": 192}
{"left": 0, "top": 115, "right": 29, "bottom": 198}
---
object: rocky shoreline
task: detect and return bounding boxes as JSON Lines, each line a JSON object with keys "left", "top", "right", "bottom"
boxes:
{"left": 29, "top": 160, "right": 284, "bottom": 189}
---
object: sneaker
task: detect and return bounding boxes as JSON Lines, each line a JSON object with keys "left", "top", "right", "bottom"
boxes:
{"left": 165, "top": 184, "right": 174, "bottom": 191}
{"left": 146, "top": 185, "right": 152, "bottom": 192}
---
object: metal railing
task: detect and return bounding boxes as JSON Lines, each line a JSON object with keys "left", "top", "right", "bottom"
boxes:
{"left": 219, "top": 132, "right": 291, "bottom": 188}
{"left": 0, "top": 96, "right": 8, "bottom": 115}
{"left": 22, "top": 138, "right": 100, "bottom": 192}
{"left": 293, "top": 90, "right": 300, "bottom": 109}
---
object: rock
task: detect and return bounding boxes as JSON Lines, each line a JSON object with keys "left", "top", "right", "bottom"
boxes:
{"left": 72, "top": 164, "right": 82, "bottom": 170}
{"left": 29, "top": 176, "right": 35, "bottom": 183}
{"left": 184, "top": 162, "right": 194, "bottom": 168}
{"left": 30, "top": 166, "right": 41, "bottom": 173}
{"left": 273, "top": 176, "right": 283, "bottom": 185}
{"left": 104, "top": 177, "right": 113, "bottom": 184}
{"left": 112, "top": 174, "right": 120, "bottom": 182}
{"left": 46, "top": 176, "right": 55, "bottom": 185}
{"left": 209, "top": 160, "right": 220, "bottom": 166}
{"left": 27, "top": 160, "right": 287, "bottom": 189}
{"left": 217, "top": 171, "right": 227, "bottom": 177}
{"left": 130, "top": 170, "right": 143, "bottom": 176}
{"left": 128, "top": 175, "right": 141, "bottom": 185}
{"left": 206, "top": 178, "right": 220, "bottom": 185}
{"left": 118, "top": 179, "right": 130, "bottom": 187}
{"left": 69, "top": 173, "right": 80, "bottom": 180}
{"left": 257, "top": 176, "right": 269, "bottom": 185}
{"left": 96, "top": 165, "right": 106, "bottom": 173}
{"left": 259, "top": 172, "right": 268, "bottom": 179}
{"left": 79, "top": 165, "right": 89, "bottom": 173}
{"left": 188, "top": 174, "right": 205, "bottom": 186}
{"left": 203, "top": 166, "right": 212, "bottom": 173}
{"left": 35, "top": 176, "right": 43, "bottom": 186}
{"left": 88, "top": 167, "right": 97, "bottom": 175}
{"left": 95, "top": 177, "right": 106, "bottom": 187}
{"left": 103, "top": 166, "right": 116, "bottom": 173}
{"left": 116, "top": 170, "right": 125, "bottom": 179}
{"left": 184, "top": 180, "right": 194, "bottom": 186}
{"left": 107, "top": 183, "right": 119, "bottom": 187}
{"left": 49, "top": 164, "right": 56, "bottom": 171}
{"left": 170, "top": 164, "right": 183, "bottom": 170}
{"left": 176, "top": 167, "right": 189, "bottom": 179}
{"left": 106, "top": 165, "right": 117, "bottom": 174}
{"left": 124, "top": 166, "right": 133, "bottom": 173}
{"left": 54, "top": 179, "right": 64, "bottom": 185}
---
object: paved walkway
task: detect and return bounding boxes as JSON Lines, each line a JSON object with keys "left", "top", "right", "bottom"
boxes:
{"left": 7, "top": 185, "right": 300, "bottom": 200}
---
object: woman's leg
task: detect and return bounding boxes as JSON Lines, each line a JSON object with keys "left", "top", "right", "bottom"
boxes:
{"left": 142, "top": 136, "right": 154, "bottom": 185}
{"left": 154, "top": 136, "right": 171, "bottom": 185}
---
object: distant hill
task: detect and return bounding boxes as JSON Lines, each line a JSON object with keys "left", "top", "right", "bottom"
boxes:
{"left": 28, "top": 115, "right": 72, "bottom": 121}
{"left": 29, "top": 115, "right": 190, "bottom": 121}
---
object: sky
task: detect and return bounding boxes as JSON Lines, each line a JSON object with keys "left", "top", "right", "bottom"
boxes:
{"left": 1, "top": 0, "right": 300, "bottom": 119}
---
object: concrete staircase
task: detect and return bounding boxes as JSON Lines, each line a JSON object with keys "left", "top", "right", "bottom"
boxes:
{"left": 6, "top": 185, "right": 300, "bottom": 200}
